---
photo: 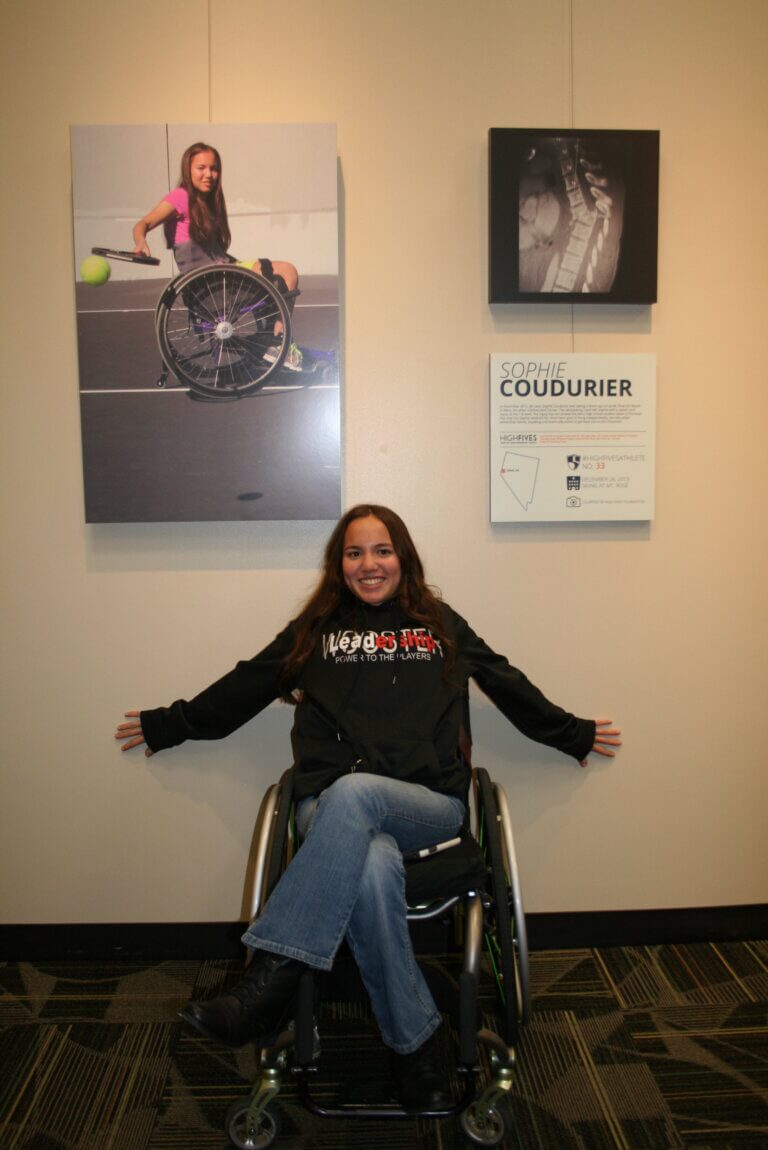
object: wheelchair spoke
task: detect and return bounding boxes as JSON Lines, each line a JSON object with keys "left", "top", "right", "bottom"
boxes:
{"left": 227, "top": 332, "right": 276, "bottom": 359}
{"left": 223, "top": 273, "right": 252, "bottom": 323}
{"left": 484, "top": 931, "right": 507, "bottom": 1004}
{"left": 181, "top": 292, "right": 220, "bottom": 328}
{"left": 157, "top": 265, "right": 291, "bottom": 397}
{"left": 202, "top": 272, "right": 228, "bottom": 321}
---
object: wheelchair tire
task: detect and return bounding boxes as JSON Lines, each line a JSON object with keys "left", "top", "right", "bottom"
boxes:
{"left": 460, "top": 1099, "right": 507, "bottom": 1146}
{"left": 225, "top": 1098, "right": 281, "bottom": 1149}
{"left": 155, "top": 266, "right": 291, "bottom": 399}
{"left": 263, "top": 768, "right": 296, "bottom": 902}
{"left": 476, "top": 768, "right": 522, "bottom": 1045}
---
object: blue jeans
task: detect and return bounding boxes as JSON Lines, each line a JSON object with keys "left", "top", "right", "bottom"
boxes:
{"left": 242, "top": 772, "right": 465, "bottom": 1054}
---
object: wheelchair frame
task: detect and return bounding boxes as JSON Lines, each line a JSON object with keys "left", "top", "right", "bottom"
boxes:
{"left": 89, "top": 249, "right": 309, "bottom": 401}
{"left": 226, "top": 762, "right": 530, "bottom": 1148}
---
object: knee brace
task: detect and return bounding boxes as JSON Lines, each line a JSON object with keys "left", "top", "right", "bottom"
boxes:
{"left": 258, "top": 257, "right": 276, "bottom": 283}
{"left": 258, "top": 258, "right": 292, "bottom": 310}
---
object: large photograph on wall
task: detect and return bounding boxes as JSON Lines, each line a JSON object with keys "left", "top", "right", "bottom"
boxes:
{"left": 489, "top": 128, "right": 659, "bottom": 304}
{"left": 71, "top": 124, "right": 341, "bottom": 523}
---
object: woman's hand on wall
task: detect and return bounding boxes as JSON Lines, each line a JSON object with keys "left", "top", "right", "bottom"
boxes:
{"left": 115, "top": 710, "right": 154, "bottom": 757}
{"left": 580, "top": 718, "right": 621, "bottom": 767}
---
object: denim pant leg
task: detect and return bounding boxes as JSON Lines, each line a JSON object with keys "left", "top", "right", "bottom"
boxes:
{"left": 345, "top": 831, "right": 443, "bottom": 1053}
{"left": 242, "top": 773, "right": 465, "bottom": 1050}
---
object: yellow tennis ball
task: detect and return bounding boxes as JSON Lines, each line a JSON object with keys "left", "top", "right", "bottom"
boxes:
{"left": 80, "top": 255, "right": 111, "bottom": 285}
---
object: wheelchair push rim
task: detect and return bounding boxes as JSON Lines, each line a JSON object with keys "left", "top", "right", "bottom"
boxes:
{"left": 476, "top": 768, "right": 531, "bottom": 1042}
{"left": 155, "top": 265, "right": 291, "bottom": 398}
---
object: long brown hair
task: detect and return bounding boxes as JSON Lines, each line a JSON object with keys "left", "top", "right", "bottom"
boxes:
{"left": 168, "top": 142, "right": 231, "bottom": 252}
{"left": 280, "top": 504, "right": 455, "bottom": 697}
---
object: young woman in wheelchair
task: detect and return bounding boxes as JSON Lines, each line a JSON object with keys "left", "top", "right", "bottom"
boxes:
{"left": 115, "top": 504, "right": 620, "bottom": 1110}
{"left": 132, "top": 140, "right": 302, "bottom": 370}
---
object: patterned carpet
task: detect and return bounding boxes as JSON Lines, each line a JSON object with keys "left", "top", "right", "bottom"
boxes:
{"left": 1, "top": 941, "right": 767, "bottom": 1149}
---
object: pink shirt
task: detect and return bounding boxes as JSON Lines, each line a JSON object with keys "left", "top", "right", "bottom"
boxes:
{"left": 162, "top": 186, "right": 191, "bottom": 245}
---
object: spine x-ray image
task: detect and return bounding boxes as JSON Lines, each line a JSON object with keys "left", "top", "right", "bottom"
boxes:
{"left": 518, "top": 136, "right": 626, "bottom": 294}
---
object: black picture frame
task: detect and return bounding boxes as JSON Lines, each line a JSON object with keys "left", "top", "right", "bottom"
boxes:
{"left": 489, "top": 128, "right": 659, "bottom": 304}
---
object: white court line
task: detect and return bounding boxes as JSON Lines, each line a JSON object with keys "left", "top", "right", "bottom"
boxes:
{"left": 265, "top": 383, "right": 339, "bottom": 391}
{"left": 81, "top": 384, "right": 339, "bottom": 395}
{"left": 77, "top": 302, "right": 337, "bottom": 315}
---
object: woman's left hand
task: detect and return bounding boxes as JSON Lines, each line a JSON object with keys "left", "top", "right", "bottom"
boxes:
{"left": 580, "top": 718, "right": 622, "bottom": 767}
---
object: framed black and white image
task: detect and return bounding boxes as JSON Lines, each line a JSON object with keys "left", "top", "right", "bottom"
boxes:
{"left": 489, "top": 128, "right": 659, "bottom": 304}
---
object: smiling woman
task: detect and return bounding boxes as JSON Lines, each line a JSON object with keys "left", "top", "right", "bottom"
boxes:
{"left": 342, "top": 515, "right": 402, "bottom": 604}
{"left": 114, "top": 502, "right": 619, "bottom": 1108}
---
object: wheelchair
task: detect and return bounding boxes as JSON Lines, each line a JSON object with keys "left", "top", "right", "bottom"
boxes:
{"left": 225, "top": 751, "right": 531, "bottom": 1148}
{"left": 90, "top": 248, "right": 326, "bottom": 401}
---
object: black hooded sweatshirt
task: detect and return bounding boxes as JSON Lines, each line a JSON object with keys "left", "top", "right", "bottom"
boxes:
{"left": 140, "top": 599, "right": 595, "bottom": 802}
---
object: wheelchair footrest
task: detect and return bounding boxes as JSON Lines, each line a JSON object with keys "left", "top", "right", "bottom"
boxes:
{"left": 294, "top": 1067, "right": 476, "bottom": 1121}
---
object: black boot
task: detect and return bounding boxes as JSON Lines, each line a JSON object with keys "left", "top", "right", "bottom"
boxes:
{"left": 180, "top": 951, "right": 306, "bottom": 1048}
{"left": 392, "top": 1029, "right": 451, "bottom": 1111}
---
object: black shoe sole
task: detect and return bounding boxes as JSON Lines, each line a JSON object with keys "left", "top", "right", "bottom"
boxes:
{"left": 178, "top": 1005, "right": 293, "bottom": 1050}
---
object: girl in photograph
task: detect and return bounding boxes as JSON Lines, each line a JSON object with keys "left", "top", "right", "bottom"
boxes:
{"left": 133, "top": 141, "right": 302, "bottom": 370}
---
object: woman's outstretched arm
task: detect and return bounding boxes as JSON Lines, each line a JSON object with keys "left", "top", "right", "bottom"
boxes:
{"left": 133, "top": 199, "right": 175, "bottom": 258}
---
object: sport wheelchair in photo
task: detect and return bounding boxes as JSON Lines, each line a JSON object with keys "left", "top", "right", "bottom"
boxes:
{"left": 90, "top": 248, "right": 335, "bottom": 401}
{"left": 225, "top": 754, "right": 531, "bottom": 1148}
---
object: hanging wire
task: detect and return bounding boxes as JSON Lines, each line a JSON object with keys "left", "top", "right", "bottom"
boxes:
{"left": 208, "top": 0, "right": 214, "bottom": 122}
{"left": 569, "top": 0, "right": 575, "bottom": 131}
{"left": 569, "top": 0, "right": 576, "bottom": 349}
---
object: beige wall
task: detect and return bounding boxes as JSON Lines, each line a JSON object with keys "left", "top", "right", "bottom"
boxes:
{"left": 1, "top": 0, "right": 766, "bottom": 924}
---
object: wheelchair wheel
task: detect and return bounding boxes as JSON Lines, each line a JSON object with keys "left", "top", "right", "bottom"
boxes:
{"left": 156, "top": 266, "right": 291, "bottom": 399}
{"left": 460, "top": 1099, "right": 507, "bottom": 1146}
{"left": 225, "top": 1098, "right": 281, "bottom": 1149}
{"left": 476, "top": 768, "right": 529, "bottom": 1044}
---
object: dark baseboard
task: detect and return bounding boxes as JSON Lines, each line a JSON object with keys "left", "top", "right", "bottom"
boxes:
{"left": 526, "top": 904, "right": 768, "bottom": 950}
{"left": 1, "top": 905, "right": 766, "bottom": 962}
{"left": 0, "top": 921, "right": 247, "bottom": 962}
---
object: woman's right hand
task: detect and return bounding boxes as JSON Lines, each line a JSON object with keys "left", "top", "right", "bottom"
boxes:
{"left": 132, "top": 237, "right": 152, "bottom": 259}
{"left": 115, "top": 710, "right": 154, "bottom": 757}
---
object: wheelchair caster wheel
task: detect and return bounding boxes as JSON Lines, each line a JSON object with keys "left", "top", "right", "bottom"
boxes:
{"left": 156, "top": 374, "right": 167, "bottom": 388}
{"left": 225, "top": 1098, "right": 281, "bottom": 1149}
{"left": 460, "top": 1100, "right": 506, "bottom": 1146}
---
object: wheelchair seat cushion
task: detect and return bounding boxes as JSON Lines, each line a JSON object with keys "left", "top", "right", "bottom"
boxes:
{"left": 404, "top": 834, "right": 487, "bottom": 906}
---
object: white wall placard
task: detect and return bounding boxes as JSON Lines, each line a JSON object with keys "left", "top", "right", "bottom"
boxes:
{"left": 490, "top": 354, "right": 656, "bottom": 522}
